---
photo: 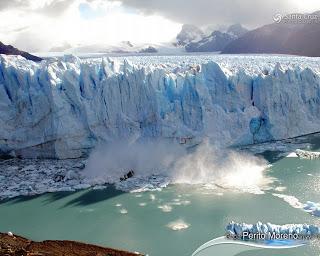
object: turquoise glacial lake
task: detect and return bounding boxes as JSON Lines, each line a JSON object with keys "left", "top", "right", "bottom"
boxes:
{"left": 1, "top": 135, "right": 320, "bottom": 256}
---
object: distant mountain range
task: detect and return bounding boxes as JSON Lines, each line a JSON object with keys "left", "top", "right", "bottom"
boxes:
{"left": 178, "top": 23, "right": 248, "bottom": 52}
{"left": 222, "top": 12, "right": 320, "bottom": 57}
{"left": 2, "top": 10, "right": 320, "bottom": 59}
{"left": 176, "top": 24, "right": 205, "bottom": 46}
{"left": 0, "top": 42, "right": 42, "bottom": 61}
{"left": 176, "top": 11, "right": 320, "bottom": 57}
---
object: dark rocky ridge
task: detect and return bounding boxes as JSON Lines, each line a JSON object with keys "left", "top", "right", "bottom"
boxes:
{"left": 0, "top": 41, "right": 43, "bottom": 62}
{"left": 0, "top": 232, "right": 144, "bottom": 256}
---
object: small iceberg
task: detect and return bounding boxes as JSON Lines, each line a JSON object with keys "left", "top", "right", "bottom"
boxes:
{"left": 167, "top": 219, "right": 190, "bottom": 231}
{"left": 158, "top": 204, "right": 172, "bottom": 212}
{"left": 120, "top": 208, "right": 128, "bottom": 214}
{"left": 304, "top": 201, "right": 320, "bottom": 217}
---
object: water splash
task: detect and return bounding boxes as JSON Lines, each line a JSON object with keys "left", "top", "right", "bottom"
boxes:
{"left": 84, "top": 139, "right": 273, "bottom": 193}
{"left": 172, "top": 141, "right": 273, "bottom": 193}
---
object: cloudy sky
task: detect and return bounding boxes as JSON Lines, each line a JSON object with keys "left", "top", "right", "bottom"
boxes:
{"left": 0, "top": 0, "right": 319, "bottom": 52}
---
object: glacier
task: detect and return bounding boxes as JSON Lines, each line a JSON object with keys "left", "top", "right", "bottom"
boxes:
{"left": 0, "top": 54, "right": 320, "bottom": 159}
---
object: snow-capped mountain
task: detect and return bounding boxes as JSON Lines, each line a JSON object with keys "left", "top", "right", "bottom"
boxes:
{"left": 0, "top": 41, "right": 42, "bottom": 62}
{"left": 1, "top": 54, "right": 320, "bottom": 159}
{"left": 222, "top": 11, "right": 320, "bottom": 57}
{"left": 176, "top": 24, "right": 205, "bottom": 46}
{"left": 226, "top": 23, "right": 249, "bottom": 38}
{"left": 185, "top": 31, "right": 235, "bottom": 52}
{"left": 184, "top": 24, "right": 248, "bottom": 52}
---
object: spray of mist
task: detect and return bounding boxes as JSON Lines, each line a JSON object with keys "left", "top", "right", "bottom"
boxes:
{"left": 83, "top": 139, "right": 273, "bottom": 192}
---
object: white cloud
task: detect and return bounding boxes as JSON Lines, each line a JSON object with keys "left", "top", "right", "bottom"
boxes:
{"left": 111, "top": 0, "right": 320, "bottom": 27}
{"left": 0, "top": 0, "right": 181, "bottom": 52}
{"left": 1, "top": 0, "right": 319, "bottom": 52}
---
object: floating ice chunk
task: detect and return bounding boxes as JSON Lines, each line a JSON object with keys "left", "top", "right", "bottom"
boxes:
{"left": 92, "top": 185, "right": 107, "bottom": 190}
{"left": 313, "top": 209, "right": 320, "bottom": 217}
{"left": 158, "top": 204, "right": 172, "bottom": 212}
{"left": 181, "top": 200, "right": 191, "bottom": 205}
{"left": 274, "top": 186, "right": 286, "bottom": 192}
{"left": 272, "top": 193, "right": 303, "bottom": 208}
{"left": 64, "top": 170, "right": 79, "bottom": 181}
{"left": 150, "top": 194, "right": 156, "bottom": 201}
{"left": 167, "top": 219, "right": 190, "bottom": 231}
{"left": 120, "top": 208, "right": 128, "bottom": 214}
{"left": 286, "top": 152, "right": 298, "bottom": 158}
{"left": 73, "top": 184, "right": 91, "bottom": 190}
{"left": 170, "top": 200, "right": 191, "bottom": 206}
{"left": 304, "top": 201, "right": 320, "bottom": 217}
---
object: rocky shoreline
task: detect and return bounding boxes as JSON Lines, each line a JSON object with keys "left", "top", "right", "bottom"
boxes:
{"left": 0, "top": 232, "right": 143, "bottom": 256}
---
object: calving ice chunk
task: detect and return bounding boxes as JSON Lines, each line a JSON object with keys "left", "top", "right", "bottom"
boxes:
{"left": 0, "top": 54, "right": 320, "bottom": 159}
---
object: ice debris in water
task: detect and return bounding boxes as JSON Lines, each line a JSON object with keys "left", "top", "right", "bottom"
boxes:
{"left": 120, "top": 208, "right": 128, "bottom": 214}
{"left": 0, "top": 158, "right": 91, "bottom": 200}
{"left": 226, "top": 221, "right": 320, "bottom": 237}
{"left": 158, "top": 204, "right": 172, "bottom": 212}
{"left": 304, "top": 201, "right": 320, "bottom": 217}
{"left": 295, "top": 149, "right": 320, "bottom": 159}
{"left": 272, "top": 194, "right": 320, "bottom": 218}
{"left": 0, "top": 158, "right": 171, "bottom": 200}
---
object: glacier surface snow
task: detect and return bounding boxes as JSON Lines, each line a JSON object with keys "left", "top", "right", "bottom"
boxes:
{"left": 0, "top": 54, "right": 320, "bottom": 158}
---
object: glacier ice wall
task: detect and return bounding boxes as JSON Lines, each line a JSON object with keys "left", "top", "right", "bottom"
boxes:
{"left": 0, "top": 54, "right": 320, "bottom": 159}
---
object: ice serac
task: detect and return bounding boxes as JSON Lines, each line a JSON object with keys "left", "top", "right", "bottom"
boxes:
{"left": 0, "top": 54, "right": 320, "bottom": 159}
